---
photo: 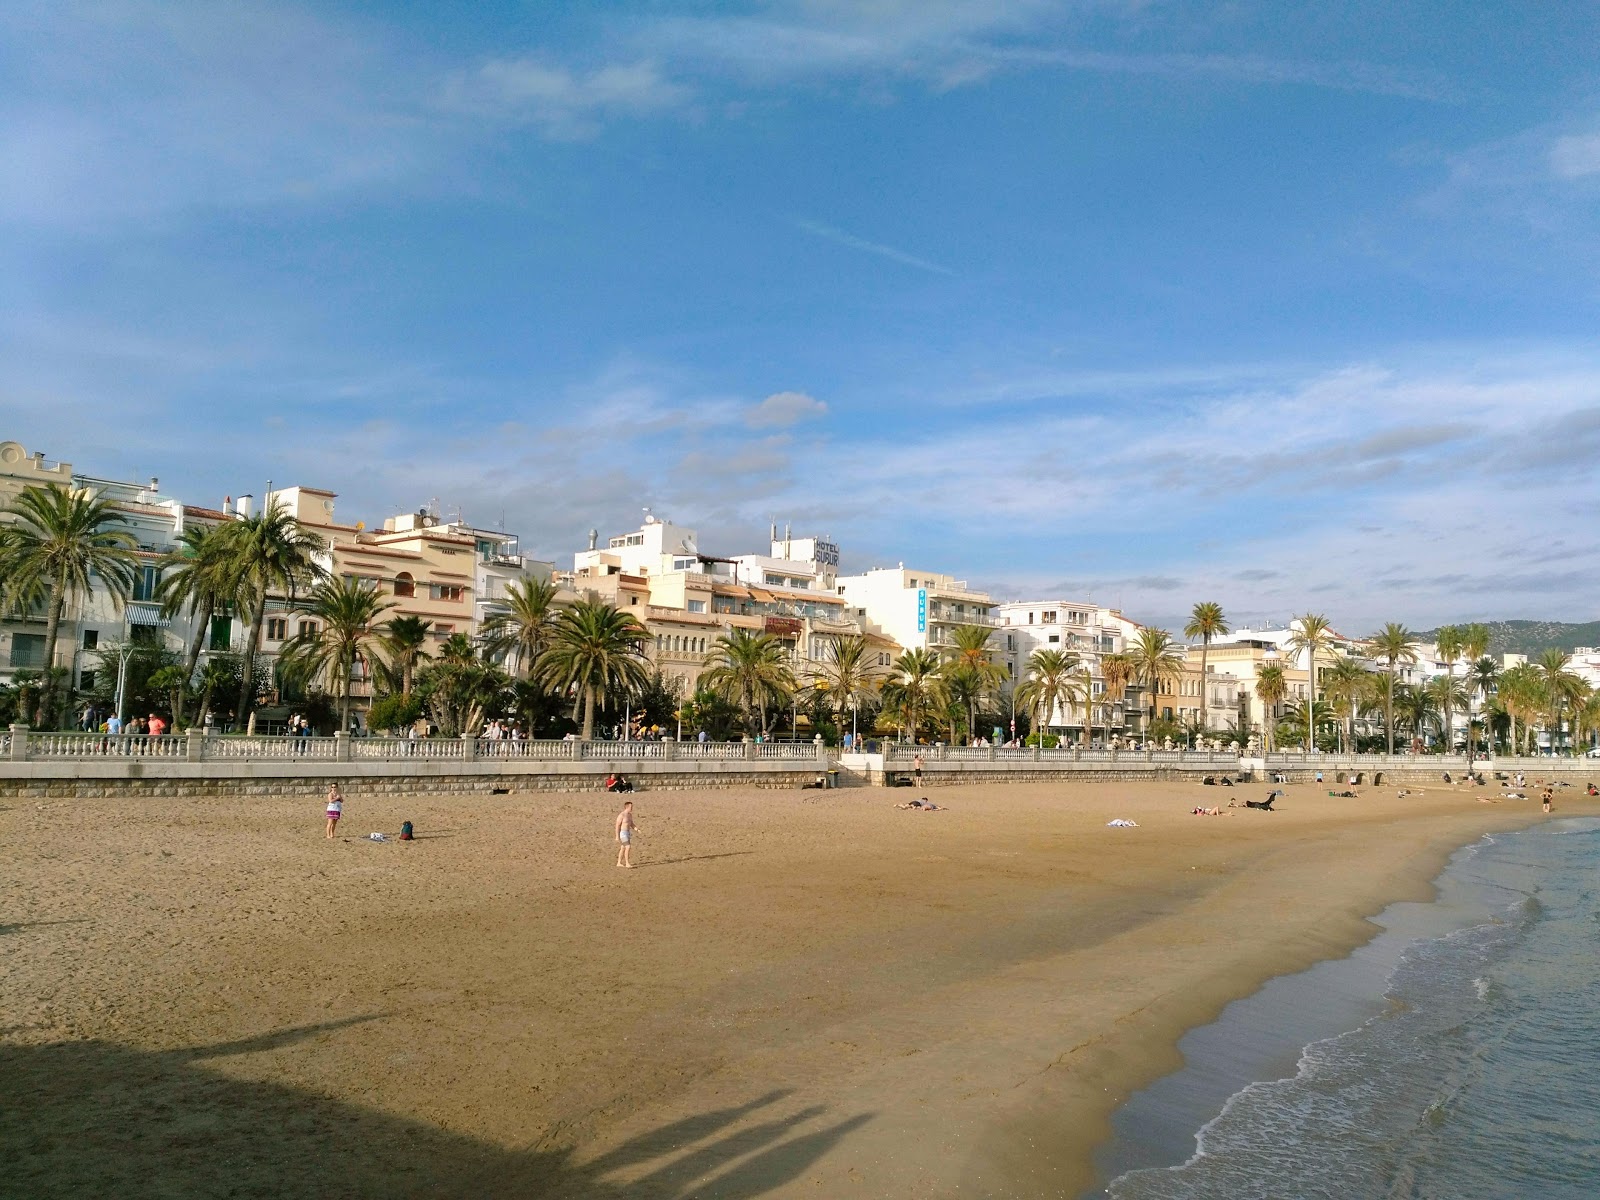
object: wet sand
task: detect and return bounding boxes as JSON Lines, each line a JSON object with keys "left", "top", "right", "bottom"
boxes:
{"left": 3, "top": 778, "right": 1589, "bottom": 1197}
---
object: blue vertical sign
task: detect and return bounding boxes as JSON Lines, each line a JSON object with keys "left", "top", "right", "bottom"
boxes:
{"left": 917, "top": 589, "right": 927, "bottom": 633}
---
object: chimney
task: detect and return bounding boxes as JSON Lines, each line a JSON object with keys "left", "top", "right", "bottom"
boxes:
{"left": 149, "top": 476, "right": 159, "bottom": 493}
{"left": 236, "top": 494, "right": 254, "bottom": 518}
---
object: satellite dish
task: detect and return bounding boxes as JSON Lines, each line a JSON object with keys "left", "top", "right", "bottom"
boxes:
{"left": 684, "top": 537, "right": 697, "bottom": 554}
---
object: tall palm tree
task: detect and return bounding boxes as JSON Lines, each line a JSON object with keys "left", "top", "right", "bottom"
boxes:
{"left": 1569, "top": 688, "right": 1600, "bottom": 756}
{"left": 1534, "top": 648, "right": 1585, "bottom": 755}
{"left": 377, "top": 615, "right": 433, "bottom": 696}
{"left": 480, "top": 576, "right": 562, "bottom": 677}
{"left": 535, "top": 598, "right": 651, "bottom": 740}
{"left": 1286, "top": 614, "right": 1336, "bottom": 755}
{"left": 1129, "top": 627, "right": 1185, "bottom": 738}
{"left": 156, "top": 521, "right": 245, "bottom": 720}
{"left": 1465, "top": 655, "right": 1499, "bottom": 760}
{"left": 810, "top": 633, "right": 881, "bottom": 733}
{"left": 1323, "top": 656, "right": 1374, "bottom": 753}
{"left": 942, "top": 624, "right": 1005, "bottom": 742}
{"left": 1366, "top": 623, "right": 1419, "bottom": 754}
{"left": 1393, "top": 684, "right": 1439, "bottom": 747}
{"left": 1183, "top": 601, "right": 1229, "bottom": 732}
{"left": 221, "top": 499, "right": 327, "bottom": 722}
{"left": 1433, "top": 625, "right": 1463, "bottom": 753}
{"left": 1254, "top": 663, "right": 1288, "bottom": 752}
{"left": 1422, "top": 676, "right": 1468, "bottom": 752}
{"left": 880, "top": 648, "right": 948, "bottom": 743}
{"left": 1099, "top": 652, "right": 1136, "bottom": 744}
{"left": 700, "top": 629, "right": 796, "bottom": 736}
{"left": 277, "top": 576, "right": 395, "bottom": 734}
{"left": 1459, "top": 623, "right": 1492, "bottom": 762}
{"left": 1497, "top": 663, "right": 1544, "bottom": 756}
{"left": 1015, "top": 648, "right": 1081, "bottom": 745}
{"left": 0, "top": 482, "right": 140, "bottom": 727}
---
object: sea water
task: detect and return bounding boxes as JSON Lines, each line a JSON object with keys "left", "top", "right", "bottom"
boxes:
{"left": 1097, "top": 817, "right": 1600, "bottom": 1200}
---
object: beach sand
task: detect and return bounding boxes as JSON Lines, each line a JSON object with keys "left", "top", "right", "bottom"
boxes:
{"left": 4, "top": 778, "right": 1592, "bottom": 1197}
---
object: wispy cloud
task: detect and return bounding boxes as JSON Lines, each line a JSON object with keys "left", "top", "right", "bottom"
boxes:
{"left": 440, "top": 58, "right": 689, "bottom": 139}
{"left": 793, "top": 218, "right": 955, "bottom": 275}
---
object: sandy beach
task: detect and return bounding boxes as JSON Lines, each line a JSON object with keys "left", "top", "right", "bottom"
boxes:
{"left": 4, "top": 777, "right": 1592, "bottom": 1198}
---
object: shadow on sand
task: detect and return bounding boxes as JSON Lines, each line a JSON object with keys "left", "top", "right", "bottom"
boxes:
{"left": 2, "top": 1019, "right": 871, "bottom": 1199}
{"left": 634, "top": 852, "right": 756, "bottom": 869}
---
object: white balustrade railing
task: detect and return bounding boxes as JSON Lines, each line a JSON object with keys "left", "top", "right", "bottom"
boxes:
{"left": 677, "top": 741, "right": 749, "bottom": 760}
{"left": 28, "top": 732, "right": 187, "bottom": 759}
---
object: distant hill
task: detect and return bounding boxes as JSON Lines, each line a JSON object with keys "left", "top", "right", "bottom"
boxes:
{"left": 1416, "top": 620, "right": 1600, "bottom": 656}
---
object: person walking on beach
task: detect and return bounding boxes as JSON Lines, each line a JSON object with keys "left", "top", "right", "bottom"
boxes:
{"left": 615, "top": 800, "right": 636, "bottom": 868}
{"left": 325, "top": 783, "right": 344, "bottom": 839}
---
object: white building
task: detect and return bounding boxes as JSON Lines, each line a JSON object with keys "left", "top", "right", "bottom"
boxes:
{"left": 834, "top": 567, "right": 996, "bottom": 655}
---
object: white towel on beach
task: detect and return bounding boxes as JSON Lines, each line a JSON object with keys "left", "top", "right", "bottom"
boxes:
{"left": 1106, "top": 819, "right": 1139, "bottom": 827}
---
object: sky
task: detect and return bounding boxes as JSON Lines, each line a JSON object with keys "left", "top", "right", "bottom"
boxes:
{"left": 4, "top": 1, "right": 1600, "bottom": 636}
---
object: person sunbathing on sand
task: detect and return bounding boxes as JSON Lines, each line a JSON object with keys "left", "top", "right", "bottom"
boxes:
{"left": 1191, "top": 806, "right": 1230, "bottom": 816}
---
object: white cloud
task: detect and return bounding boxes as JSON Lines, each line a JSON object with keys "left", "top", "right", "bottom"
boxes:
{"left": 746, "top": 391, "right": 829, "bottom": 428}
{"left": 793, "top": 218, "right": 955, "bottom": 275}
{"left": 1550, "top": 130, "right": 1600, "bottom": 179}
{"left": 444, "top": 59, "right": 689, "bottom": 139}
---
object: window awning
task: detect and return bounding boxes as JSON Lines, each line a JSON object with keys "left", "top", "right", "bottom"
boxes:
{"left": 126, "top": 603, "right": 168, "bottom": 627}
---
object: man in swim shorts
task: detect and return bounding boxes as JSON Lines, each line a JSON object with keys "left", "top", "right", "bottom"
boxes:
{"left": 615, "top": 800, "right": 636, "bottom": 868}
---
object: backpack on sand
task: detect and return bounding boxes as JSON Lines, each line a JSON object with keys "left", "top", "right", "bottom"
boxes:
{"left": 399, "top": 821, "right": 414, "bottom": 841}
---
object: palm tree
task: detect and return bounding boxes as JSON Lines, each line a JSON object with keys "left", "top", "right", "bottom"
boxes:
{"left": 880, "top": 648, "right": 948, "bottom": 743}
{"left": 221, "top": 499, "right": 327, "bottom": 722}
{"left": 1569, "top": 688, "right": 1600, "bottom": 756}
{"left": 277, "top": 576, "right": 395, "bottom": 735}
{"left": 1459, "top": 623, "right": 1492, "bottom": 762}
{"left": 1534, "top": 649, "right": 1585, "bottom": 755}
{"left": 1393, "top": 684, "right": 1439, "bottom": 747}
{"left": 1099, "top": 652, "right": 1136, "bottom": 744}
{"left": 1183, "top": 602, "right": 1229, "bottom": 732}
{"left": 377, "top": 615, "right": 433, "bottom": 696}
{"left": 1422, "top": 676, "right": 1468, "bottom": 752}
{"left": 1465, "top": 655, "right": 1499, "bottom": 760}
{"left": 192, "top": 657, "right": 234, "bottom": 730}
{"left": 1254, "top": 663, "right": 1288, "bottom": 752}
{"left": 942, "top": 624, "right": 1005, "bottom": 743}
{"left": 1286, "top": 614, "right": 1336, "bottom": 755}
{"left": 1129, "top": 627, "right": 1185, "bottom": 738}
{"left": 1323, "top": 656, "right": 1375, "bottom": 753}
{"left": 535, "top": 598, "right": 651, "bottom": 740}
{"left": 1433, "top": 625, "right": 1463, "bottom": 753}
{"left": 480, "top": 576, "right": 562, "bottom": 677}
{"left": 1366, "top": 623, "right": 1419, "bottom": 754}
{"left": 700, "top": 629, "right": 795, "bottom": 736}
{"left": 418, "top": 634, "right": 512, "bottom": 737}
{"left": 810, "top": 633, "right": 881, "bottom": 735}
{"left": 0, "top": 482, "right": 140, "bottom": 727}
{"left": 1015, "top": 649, "right": 1081, "bottom": 745}
{"left": 1497, "top": 663, "right": 1544, "bottom": 756}
{"left": 156, "top": 521, "right": 245, "bottom": 721}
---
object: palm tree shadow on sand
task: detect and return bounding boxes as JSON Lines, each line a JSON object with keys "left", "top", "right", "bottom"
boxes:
{"left": 1, "top": 1019, "right": 871, "bottom": 1199}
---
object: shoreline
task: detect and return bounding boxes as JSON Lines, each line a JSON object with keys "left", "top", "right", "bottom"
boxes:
{"left": 3, "top": 780, "right": 1592, "bottom": 1197}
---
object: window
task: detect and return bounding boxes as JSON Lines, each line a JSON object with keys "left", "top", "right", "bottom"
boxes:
{"left": 132, "top": 564, "right": 160, "bottom": 602}
{"left": 9, "top": 633, "right": 45, "bottom": 668}
{"left": 298, "top": 620, "right": 319, "bottom": 639}
{"left": 1048, "top": 634, "right": 1060, "bottom": 644}
{"left": 629, "top": 596, "right": 638, "bottom": 605}
{"left": 130, "top": 625, "right": 159, "bottom": 647}
{"left": 435, "top": 624, "right": 454, "bottom": 636}
{"left": 209, "top": 616, "right": 232, "bottom": 651}
{"left": 393, "top": 572, "right": 415, "bottom": 598}
{"left": 79, "top": 669, "right": 96, "bottom": 692}
{"left": 82, "top": 630, "right": 99, "bottom": 650}
{"left": 266, "top": 618, "right": 288, "bottom": 641}
{"left": 430, "top": 583, "right": 463, "bottom": 603}
{"left": 1028, "top": 612, "right": 1035, "bottom": 624}
{"left": 687, "top": 599, "right": 706, "bottom": 613}
{"left": 1043, "top": 611, "right": 1057, "bottom": 623}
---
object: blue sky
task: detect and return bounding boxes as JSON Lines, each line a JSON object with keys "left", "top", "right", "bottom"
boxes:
{"left": 4, "top": 1, "right": 1600, "bottom": 635}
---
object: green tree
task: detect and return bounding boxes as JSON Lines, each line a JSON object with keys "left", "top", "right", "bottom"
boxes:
{"left": 220, "top": 499, "right": 327, "bottom": 723}
{"left": 417, "top": 633, "right": 511, "bottom": 737}
{"left": 880, "top": 648, "right": 948, "bottom": 743}
{"left": 1255, "top": 663, "right": 1288, "bottom": 752}
{"left": 377, "top": 615, "right": 433, "bottom": 696}
{"left": 699, "top": 629, "right": 796, "bottom": 736}
{"left": 1129, "top": 627, "right": 1185, "bottom": 737}
{"left": 156, "top": 521, "right": 245, "bottom": 720}
{"left": 1422, "top": 675, "right": 1469, "bottom": 752}
{"left": 1433, "top": 625, "right": 1463, "bottom": 753}
{"left": 1534, "top": 648, "right": 1585, "bottom": 754}
{"left": 0, "top": 482, "right": 140, "bottom": 728}
{"left": 1015, "top": 648, "right": 1082, "bottom": 745}
{"left": 192, "top": 657, "right": 237, "bottom": 730}
{"left": 535, "top": 598, "right": 650, "bottom": 740}
{"left": 810, "top": 633, "right": 882, "bottom": 735}
{"left": 367, "top": 692, "right": 424, "bottom": 735}
{"left": 1393, "top": 683, "right": 1438, "bottom": 747}
{"left": 277, "top": 576, "right": 394, "bottom": 735}
{"left": 941, "top": 624, "right": 1005, "bottom": 743}
{"left": 677, "top": 687, "right": 743, "bottom": 742}
{"left": 1497, "top": 663, "right": 1544, "bottom": 755}
{"left": 1183, "top": 601, "right": 1229, "bottom": 731}
{"left": 1366, "top": 623, "right": 1419, "bottom": 754}
{"left": 480, "top": 576, "right": 562, "bottom": 678}
{"left": 1098, "top": 652, "right": 1136, "bottom": 744}
{"left": 1323, "top": 656, "right": 1376, "bottom": 753}
{"left": 1286, "top": 614, "right": 1336, "bottom": 754}
{"left": 1460, "top": 623, "right": 1492, "bottom": 760}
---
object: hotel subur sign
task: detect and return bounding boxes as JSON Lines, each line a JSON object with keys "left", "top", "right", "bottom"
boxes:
{"left": 917, "top": 589, "right": 927, "bottom": 633}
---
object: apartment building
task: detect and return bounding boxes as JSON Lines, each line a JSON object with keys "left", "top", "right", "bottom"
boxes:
{"left": 834, "top": 567, "right": 996, "bottom": 656}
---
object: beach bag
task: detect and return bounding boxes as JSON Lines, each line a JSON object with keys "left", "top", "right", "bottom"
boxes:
{"left": 399, "top": 821, "right": 414, "bottom": 841}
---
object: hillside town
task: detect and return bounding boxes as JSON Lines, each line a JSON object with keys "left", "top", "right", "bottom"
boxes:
{"left": 2, "top": 436, "right": 1596, "bottom": 755}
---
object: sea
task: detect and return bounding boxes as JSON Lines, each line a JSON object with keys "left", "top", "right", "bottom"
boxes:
{"left": 1092, "top": 815, "right": 1600, "bottom": 1200}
